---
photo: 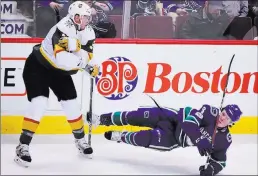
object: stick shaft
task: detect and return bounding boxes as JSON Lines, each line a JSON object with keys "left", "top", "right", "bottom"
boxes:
{"left": 88, "top": 78, "right": 94, "bottom": 146}
{"left": 206, "top": 54, "right": 235, "bottom": 166}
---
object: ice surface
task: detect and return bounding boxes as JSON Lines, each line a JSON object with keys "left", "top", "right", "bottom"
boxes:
{"left": 1, "top": 134, "right": 257, "bottom": 175}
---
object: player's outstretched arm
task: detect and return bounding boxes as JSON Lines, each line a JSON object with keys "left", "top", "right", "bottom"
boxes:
{"left": 199, "top": 148, "right": 229, "bottom": 176}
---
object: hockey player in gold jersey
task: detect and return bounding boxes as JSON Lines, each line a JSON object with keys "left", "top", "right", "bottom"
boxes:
{"left": 14, "top": 1, "right": 99, "bottom": 167}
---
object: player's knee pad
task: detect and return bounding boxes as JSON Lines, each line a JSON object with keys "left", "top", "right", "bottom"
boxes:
{"left": 25, "top": 96, "right": 48, "bottom": 121}
{"left": 60, "top": 99, "right": 81, "bottom": 120}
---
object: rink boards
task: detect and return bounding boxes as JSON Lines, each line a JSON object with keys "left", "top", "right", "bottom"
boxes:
{"left": 1, "top": 39, "right": 258, "bottom": 134}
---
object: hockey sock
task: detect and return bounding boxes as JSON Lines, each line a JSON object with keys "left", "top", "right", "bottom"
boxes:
{"left": 67, "top": 115, "right": 85, "bottom": 139}
{"left": 20, "top": 117, "right": 40, "bottom": 145}
{"left": 121, "top": 130, "right": 151, "bottom": 147}
{"left": 110, "top": 111, "right": 129, "bottom": 126}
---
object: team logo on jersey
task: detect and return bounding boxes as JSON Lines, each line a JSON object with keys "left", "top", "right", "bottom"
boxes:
{"left": 210, "top": 107, "right": 219, "bottom": 117}
{"left": 96, "top": 56, "right": 138, "bottom": 100}
{"left": 226, "top": 133, "right": 232, "bottom": 142}
{"left": 65, "top": 20, "right": 74, "bottom": 28}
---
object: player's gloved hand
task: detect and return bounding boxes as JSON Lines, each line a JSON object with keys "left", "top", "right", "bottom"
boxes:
{"left": 84, "top": 64, "right": 99, "bottom": 77}
{"left": 58, "top": 37, "right": 81, "bottom": 52}
{"left": 199, "top": 164, "right": 215, "bottom": 176}
{"left": 196, "top": 137, "right": 212, "bottom": 156}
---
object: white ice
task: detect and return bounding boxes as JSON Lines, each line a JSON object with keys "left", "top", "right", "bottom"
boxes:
{"left": 1, "top": 134, "right": 257, "bottom": 175}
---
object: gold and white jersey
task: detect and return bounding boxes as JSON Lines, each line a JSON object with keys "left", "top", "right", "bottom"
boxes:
{"left": 40, "top": 16, "right": 95, "bottom": 72}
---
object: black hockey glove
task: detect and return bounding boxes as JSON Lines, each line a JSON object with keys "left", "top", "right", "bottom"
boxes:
{"left": 84, "top": 64, "right": 99, "bottom": 77}
{"left": 196, "top": 137, "right": 213, "bottom": 156}
{"left": 199, "top": 164, "right": 215, "bottom": 176}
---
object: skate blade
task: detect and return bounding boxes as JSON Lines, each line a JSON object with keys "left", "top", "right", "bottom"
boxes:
{"left": 78, "top": 151, "right": 93, "bottom": 159}
{"left": 84, "top": 153, "right": 93, "bottom": 159}
{"left": 14, "top": 156, "right": 30, "bottom": 168}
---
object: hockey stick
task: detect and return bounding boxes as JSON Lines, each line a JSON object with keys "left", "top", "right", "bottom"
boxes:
{"left": 218, "top": 54, "right": 235, "bottom": 111}
{"left": 53, "top": 7, "right": 64, "bottom": 39}
{"left": 146, "top": 94, "right": 163, "bottom": 110}
{"left": 87, "top": 78, "right": 94, "bottom": 146}
{"left": 205, "top": 54, "right": 235, "bottom": 167}
{"left": 145, "top": 94, "right": 178, "bottom": 113}
{"left": 212, "top": 54, "right": 235, "bottom": 144}
{"left": 54, "top": 7, "right": 61, "bottom": 23}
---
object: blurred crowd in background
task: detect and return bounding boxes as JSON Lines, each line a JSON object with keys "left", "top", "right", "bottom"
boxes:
{"left": 1, "top": 0, "right": 258, "bottom": 39}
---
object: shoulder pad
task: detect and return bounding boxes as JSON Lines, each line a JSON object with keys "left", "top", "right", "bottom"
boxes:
{"left": 56, "top": 16, "right": 77, "bottom": 38}
{"left": 86, "top": 25, "right": 96, "bottom": 40}
{"left": 200, "top": 104, "right": 219, "bottom": 117}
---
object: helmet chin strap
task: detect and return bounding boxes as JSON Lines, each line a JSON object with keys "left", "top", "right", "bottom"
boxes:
{"left": 76, "top": 23, "right": 82, "bottom": 31}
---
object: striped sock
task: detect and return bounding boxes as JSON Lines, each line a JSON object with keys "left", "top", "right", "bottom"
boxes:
{"left": 19, "top": 117, "right": 40, "bottom": 145}
{"left": 111, "top": 111, "right": 129, "bottom": 126}
{"left": 67, "top": 115, "right": 85, "bottom": 139}
{"left": 121, "top": 132, "right": 138, "bottom": 146}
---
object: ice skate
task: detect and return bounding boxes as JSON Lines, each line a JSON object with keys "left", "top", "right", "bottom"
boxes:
{"left": 75, "top": 138, "right": 93, "bottom": 158}
{"left": 86, "top": 112, "right": 101, "bottom": 127}
{"left": 104, "top": 131, "right": 123, "bottom": 143}
{"left": 14, "top": 143, "right": 32, "bottom": 168}
{"left": 86, "top": 112, "right": 113, "bottom": 127}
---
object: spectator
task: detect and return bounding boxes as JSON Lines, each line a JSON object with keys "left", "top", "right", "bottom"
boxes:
{"left": 35, "top": 0, "right": 73, "bottom": 37}
{"left": 108, "top": 1, "right": 124, "bottom": 15}
{"left": 222, "top": 0, "right": 248, "bottom": 17}
{"left": 159, "top": 1, "right": 205, "bottom": 32}
{"left": 162, "top": 0, "right": 205, "bottom": 14}
{"left": 222, "top": 1, "right": 255, "bottom": 40}
{"left": 179, "top": 0, "right": 233, "bottom": 39}
{"left": 35, "top": 0, "right": 116, "bottom": 38}
{"left": 37, "top": 0, "right": 72, "bottom": 18}
{"left": 83, "top": 0, "right": 113, "bottom": 23}
{"left": 131, "top": 0, "right": 157, "bottom": 18}
{"left": 248, "top": 0, "right": 258, "bottom": 39}
{"left": 16, "top": 1, "right": 33, "bottom": 18}
{"left": 248, "top": 0, "right": 258, "bottom": 24}
{"left": 251, "top": 4, "right": 258, "bottom": 16}
{"left": 83, "top": 0, "right": 117, "bottom": 38}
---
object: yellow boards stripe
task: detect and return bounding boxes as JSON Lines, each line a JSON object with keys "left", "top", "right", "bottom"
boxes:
{"left": 1, "top": 116, "right": 257, "bottom": 134}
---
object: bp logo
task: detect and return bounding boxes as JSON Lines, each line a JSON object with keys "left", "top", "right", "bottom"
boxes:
{"left": 96, "top": 56, "right": 138, "bottom": 100}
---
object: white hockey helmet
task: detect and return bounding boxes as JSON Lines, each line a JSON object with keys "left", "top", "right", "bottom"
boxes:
{"left": 68, "top": 1, "right": 92, "bottom": 29}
